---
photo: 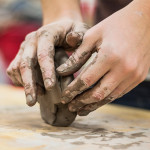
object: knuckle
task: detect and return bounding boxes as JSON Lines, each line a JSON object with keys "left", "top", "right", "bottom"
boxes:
{"left": 128, "top": 64, "right": 137, "bottom": 73}
{"left": 80, "top": 74, "right": 93, "bottom": 87}
{"left": 92, "top": 92, "right": 103, "bottom": 101}
{"left": 12, "top": 65, "right": 19, "bottom": 73}
{"left": 99, "top": 46, "right": 120, "bottom": 63}
{"left": 123, "top": 59, "right": 138, "bottom": 74}
{"left": 24, "top": 83, "right": 31, "bottom": 93}
{"left": 25, "top": 31, "right": 36, "bottom": 40}
{"left": 68, "top": 54, "right": 78, "bottom": 65}
{"left": 37, "top": 29, "right": 49, "bottom": 38}
{"left": 19, "top": 58, "right": 35, "bottom": 70}
{"left": 108, "top": 50, "right": 121, "bottom": 62}
{"left": 19, "top": 59, "right": 30, "bottom": 70}
{"left": 37, "top": 50, "right": 49, "bottom": 62}
{"left": 7, "top": 67, "right": 12, "bottom": 76}
{"left": 91, "top": 87, "right": 111, "bottom": 101}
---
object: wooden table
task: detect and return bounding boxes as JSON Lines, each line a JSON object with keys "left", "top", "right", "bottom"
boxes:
{"left": 0, "top": 84, "right": 150, "bottom": 150}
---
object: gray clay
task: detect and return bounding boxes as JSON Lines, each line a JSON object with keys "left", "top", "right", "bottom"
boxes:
{"left": 37, "top": 48, "right": 77, "bottom": 127}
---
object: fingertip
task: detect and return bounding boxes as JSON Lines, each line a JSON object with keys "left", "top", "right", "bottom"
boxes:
{"left": 61, "top": 96, "right": 71, "bottom": 104}
{"left": 26, "top": 94, "right": 36, "bottom": 107}
{"left": 56, "top": 62, "right": 79, "bottom": 76}
{"left": 56, "top": 64, "right": 65, "bottom": 73}
{"left": 56, "top": 64, "right": 70, "bottom": 76}
{"left": 66, "top": 32, "right": 83, "bottom": 48}
{"left": 77, "top": 110, "right": 90, "bottom": 116}
{"left": 61, "top": 100, "right": 66, "bottom": 104}
{"left": 44, "top": 78, "right": 56, "bottom": 90}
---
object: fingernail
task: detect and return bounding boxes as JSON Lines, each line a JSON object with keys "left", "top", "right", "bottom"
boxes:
{"left": 61, "top": 96, "right": 71, "bottom": 104}
{"left": 57, "top": 64, "right": 67, "bottom": 73}
{"left": 26, "top": 95, "right": 35, "bottom": 106}
{"left": 61, "top": 100, "right": 66, "bottom": 104}
{"left": 44, "top": 79, "right": 54, "bottom": 90}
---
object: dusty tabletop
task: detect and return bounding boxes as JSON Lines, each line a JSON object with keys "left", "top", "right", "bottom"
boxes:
{"left": 0, "top": 85, "right": 150, "bottom": 150}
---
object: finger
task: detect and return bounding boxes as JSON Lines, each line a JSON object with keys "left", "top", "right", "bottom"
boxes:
{"left": 120, "top": 83, "right": 139, "bottom": 98}
{"left": 77, "top": 98, "right": 112, "bottom": 116}
{"left": 37, "top": 31, "right": 56, "bottom": 90}
{"left": 7, "top": 42, "right": 25, "bottom": 86}
{"left": 78, "top": 74, "right": 143, "bottom": 116}
{"left": 68, "top": 68, "right": 127, "bottom": 112}
{"left": 60, "top": 51, "right": 111, "bottom": 104}
{"left": 77, "top": 78, "right": 136, "bottom": 116}
{"left": 19, "top": 32, "right": 38, "bottom": 106}
{"left": 56, "top": 36, "right": 95, "bottom": 76}
{"left": 105, "top": 77, "right": 136, "bottom": 101}
{"left": 66, "top": 22, "right": 89, "bottom": 48}
{"left": 78, "top": 68, "right": 147, "bottom": 116}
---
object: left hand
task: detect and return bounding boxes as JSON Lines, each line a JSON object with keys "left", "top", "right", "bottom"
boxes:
{"left": 6, "top": 19, "right": 88, "bottom": 106}
{"left": 56, "top": 0, "right": 150, "bottom": 116}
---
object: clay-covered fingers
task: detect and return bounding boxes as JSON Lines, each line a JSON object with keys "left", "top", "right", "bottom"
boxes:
{"left": 66, "top": 22, "right": 89, "bottom": 48}
{"left": 77, "top": 79, "right": 143, "bottom": 116}
{"left": 36, "top": 20, "right": 88, "bottom": 90}
{"left": 69, "top": 64, "right": 146, "bottom": 115}
{"left": 37, "top": 32, "right": 56, "bottom": 90}
{"left": 76, "top": 79, "right": 135, "bottom": 116}
{"left": 19, "top": 32, "right": 38, "bottom": 106}
{"left": 67, "top": 69, "right": 123, "bottom": 112}
{"left": 60, "top": 51, "right": 112, "bottom": 104}
{"left": 57, "top": 35, "right": 96, "bottom": 76}
{"left": 7, "top": 42, "right": 25, "bottom": 86}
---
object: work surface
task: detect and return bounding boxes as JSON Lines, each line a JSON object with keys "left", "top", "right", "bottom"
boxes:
{"left": 0, "top": 85, "right": 150, "bottom": 150}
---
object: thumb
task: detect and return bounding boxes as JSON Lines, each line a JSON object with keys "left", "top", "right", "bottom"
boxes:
{"left": 66, "top": 22, "right": 89, "bottom": 48}
{"left": 57, "top": 34, "right": 95, "bottom": 76}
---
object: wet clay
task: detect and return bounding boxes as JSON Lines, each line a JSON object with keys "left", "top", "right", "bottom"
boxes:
{"left": 37, "top": 48, "right": 77, "bottom": 127}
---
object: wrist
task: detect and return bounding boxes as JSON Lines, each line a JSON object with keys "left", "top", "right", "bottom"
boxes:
{"left": 43, "top": 10, "right": 83, "bottom": 25}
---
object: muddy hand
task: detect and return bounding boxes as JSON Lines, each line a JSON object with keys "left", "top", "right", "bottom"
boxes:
{"left": 7, "top": 19, "right": 88, "bottom": 106}
{"left": 57, "top": 1, "right": 150, "bottom": 115}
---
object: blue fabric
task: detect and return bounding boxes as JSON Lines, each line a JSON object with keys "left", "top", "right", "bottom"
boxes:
{"left": 112, "top": 81, "right": 150, "bottom": 110}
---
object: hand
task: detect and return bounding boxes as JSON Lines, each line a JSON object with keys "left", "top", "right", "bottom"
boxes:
{"left": 57, "top": 1, "right": 150, "bottom": 115}
{"left": 7, "top": 19, "right": 88, "bottom": 106}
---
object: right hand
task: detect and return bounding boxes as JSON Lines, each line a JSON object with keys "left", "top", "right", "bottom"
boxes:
{"left": 7, "top": 19, "right": 88, "bottom": 106}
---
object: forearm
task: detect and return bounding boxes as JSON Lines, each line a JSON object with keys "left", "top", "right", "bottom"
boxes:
{"left": 41, "top": 0, "right": 82, "bottom": 25}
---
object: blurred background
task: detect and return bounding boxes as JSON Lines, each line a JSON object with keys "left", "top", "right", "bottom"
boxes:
{"left": 0, "top": 0, "right": 149, "bottom": 109}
